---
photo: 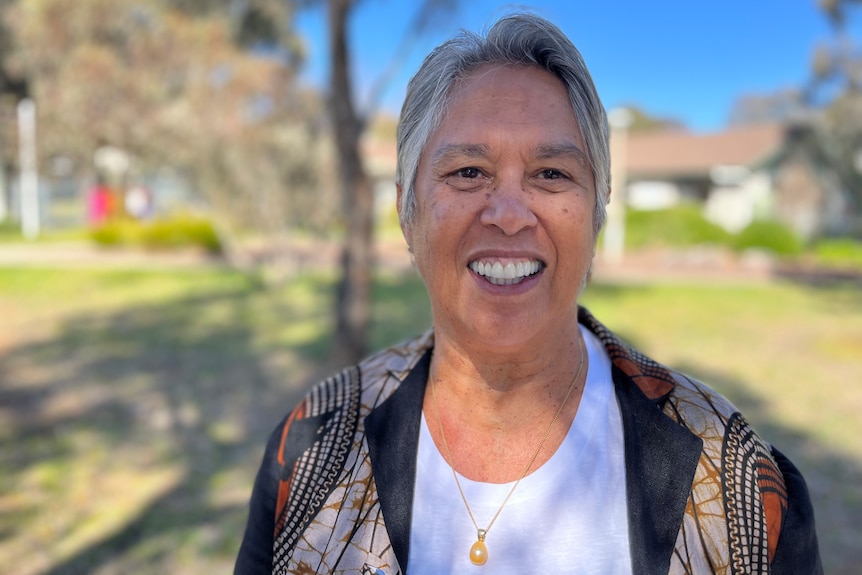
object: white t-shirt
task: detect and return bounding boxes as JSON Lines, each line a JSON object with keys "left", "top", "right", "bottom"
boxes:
{"left": 407, "top": 326, "right": 632, "bottom": 574}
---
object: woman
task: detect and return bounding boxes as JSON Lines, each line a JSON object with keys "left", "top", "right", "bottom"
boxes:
{"left": 235, "top": 13, "right": 821, "bottom": 574}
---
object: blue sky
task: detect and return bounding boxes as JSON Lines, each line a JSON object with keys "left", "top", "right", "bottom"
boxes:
{"left": 295, "top": 0, "right": 854, "bottom": 133}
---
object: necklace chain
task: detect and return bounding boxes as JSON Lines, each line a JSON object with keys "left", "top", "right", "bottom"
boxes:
{"left": 429, "top": 333, "right": 587, "bottom": 545}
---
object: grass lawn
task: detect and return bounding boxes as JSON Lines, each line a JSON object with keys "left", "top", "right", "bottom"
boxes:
{"left": 0, "top": 265, "right": 859, "bottom": 574}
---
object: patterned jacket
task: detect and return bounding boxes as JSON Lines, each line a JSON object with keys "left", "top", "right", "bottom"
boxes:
{"left": 235, "top": 308, "right": 822, "bottom": 574}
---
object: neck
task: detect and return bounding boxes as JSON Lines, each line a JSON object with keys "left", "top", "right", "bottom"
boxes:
{"left": 431, "top": 319, "right": 584, "bottom": 395}
{"left": 424, "top": 322, "right": 588, "bottom": 482}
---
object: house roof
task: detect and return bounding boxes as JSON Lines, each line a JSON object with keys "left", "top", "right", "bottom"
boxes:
{"left": 621, "top": 123, "right": 786, "bottom": 179}
{"left": 359, "top": 120, "right": 791, "bottom": 183}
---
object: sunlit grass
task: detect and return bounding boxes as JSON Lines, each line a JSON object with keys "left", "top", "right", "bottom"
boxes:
{"left": 582, "top": 280, "right": 862, "bottom": 454}
{"left": 0, "top": 266, "right": 859, "bottom": 574}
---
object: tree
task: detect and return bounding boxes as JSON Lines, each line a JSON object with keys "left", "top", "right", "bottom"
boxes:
{"left": 0, "top": 0, "right": 27, "bottom": 221}
{"left": 728, "top": 89, "right": 811, "bottom": 127}
{"left": 2, "top": 0, "right": 457, "bottom": 361}
{"left": 0, "top": 0, "right": 339, "bottom": 260}
{"left": 810, "top": 0, "right": 862, "bottom": 214}
{"left": 317, "top": 0, "right": 455, "bottom": 364}
{"left": 326, "top": 0, "right": 374, "bottom": 364}
{"left": 618, "top": 104, "right": 685, "bottom": 133}
{"left": 167, "top": 0, "right": 456, "bottom": 362}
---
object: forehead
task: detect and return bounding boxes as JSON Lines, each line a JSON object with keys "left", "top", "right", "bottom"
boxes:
{"left": 427, "top": 64, "right": 586, "bottom": 154}
{"left": 449, "top": 63, "right": 567, "bottom": 102}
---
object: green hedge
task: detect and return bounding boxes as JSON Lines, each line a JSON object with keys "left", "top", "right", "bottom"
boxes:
{"left": 813, "top": 237, "right": 862, "bottom": 268}
{"left": 619, "top": 207, "right": 814, "bottom": 258}
{"left": 90, "top": 215, "right": 222, "bottom": 254}
{"left": 732, "top": 219, "right": 803, "bottom": 256}
{"left": 623, "top": 206, "right": 732, "bottom": 249}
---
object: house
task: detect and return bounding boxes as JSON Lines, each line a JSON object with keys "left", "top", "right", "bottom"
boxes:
{"left": 361, "top": 125, "right": 400, "bottom": 224}
{"left": 618, "top": 123, "right": 854, "bottom": 240}
{"left": 358, "top": 117, "right": 855, "bottom": 242}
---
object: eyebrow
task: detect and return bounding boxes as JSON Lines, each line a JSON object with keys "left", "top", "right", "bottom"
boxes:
{"left": 429, "top": 142, "right": 590, "bottom": 170}
{"left": 533, "top": 143, "right": 590, "bottom": 169}
{"left": 430, "top": 143, "right": 492, "bottom": 167}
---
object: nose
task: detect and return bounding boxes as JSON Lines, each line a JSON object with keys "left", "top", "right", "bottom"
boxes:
{"left": 479, "top": 177, "right": 538, "bottom": 236}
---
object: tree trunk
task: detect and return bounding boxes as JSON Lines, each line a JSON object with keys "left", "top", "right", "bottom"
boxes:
{"left": 328, "top": 0, "right": 374, "bottom": 365}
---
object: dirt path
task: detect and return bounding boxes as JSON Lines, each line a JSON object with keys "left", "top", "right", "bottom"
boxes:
{"left": 1, "top": 240, "right": 859, "bottom": 286}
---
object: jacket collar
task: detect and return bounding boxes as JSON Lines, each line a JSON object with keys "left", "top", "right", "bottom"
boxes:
{"left": 365, "top": 310, "right": 702, "bottom": 573}
{"left": 612, "top": 363, "right": 702, "bottom": 573}
{"left": 579, "top": 307, "right": 702, "bottom": 574}
{"left": 364, "top": 349, "right": 430, "bottom": 571}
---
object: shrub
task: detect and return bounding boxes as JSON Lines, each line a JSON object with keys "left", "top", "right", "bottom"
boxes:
{"left": 0, "top": 219, "right": 20, "bottom": 239}
{"left": 89, "top": 215, "right": 222, "bottom": 254}
{"left": 623, "top": 206, "right": 732, "bottom": 250}
{"left": 812, "top": 237, "right": 862, "bottom": 269}
{"left": 89, "top": 221, "right": 130, "bottom": 246}
{"left": 139, "top": 216, "right": 221, "bottom": 252}
{"left": 732, "top": 220, "right": 803, "bottom": 256}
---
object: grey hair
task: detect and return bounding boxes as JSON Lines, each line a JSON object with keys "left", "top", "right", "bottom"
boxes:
{"left": 395, "top": 13, "right": 610, "bottom": 236}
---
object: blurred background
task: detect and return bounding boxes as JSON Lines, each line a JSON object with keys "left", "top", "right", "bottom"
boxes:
{"left": 0, "top": 1, "right": 860, "bottom": 573}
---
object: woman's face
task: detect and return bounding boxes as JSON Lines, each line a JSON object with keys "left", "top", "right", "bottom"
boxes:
{"left": 400, "top": 64, "right": 598, "bottom": 353}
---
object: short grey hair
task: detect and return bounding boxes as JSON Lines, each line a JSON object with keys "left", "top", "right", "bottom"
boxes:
{"left": 396, "top": 13, "right": 610, "bottom": 235}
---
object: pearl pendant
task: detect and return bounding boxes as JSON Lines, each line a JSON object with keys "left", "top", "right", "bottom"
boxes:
{"left": 469, "top": 529, "right": 488, "bottom": 566}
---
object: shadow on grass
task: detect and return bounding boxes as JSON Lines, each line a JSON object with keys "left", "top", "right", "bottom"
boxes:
{"left": 371, "top": 271, "right": 432, "bottom": 350}
{"left": 0, "top": 270, "right": 436, "bottom": 575}
{"left": 1, "top": 270, "right": 858, "bottom": 573}
{"left": 778, "top": 272, "right": 862, "bottom": 319}
{"left": 675, "top": 362, "right": 862, "bottom": 575}
{"left": 0, "top": 282, "right": 300, "bottom": 573}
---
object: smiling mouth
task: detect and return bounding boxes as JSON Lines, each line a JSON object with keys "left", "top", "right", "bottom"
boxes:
{"left": 469, "top": 259, "right": 544, "bottom": 286}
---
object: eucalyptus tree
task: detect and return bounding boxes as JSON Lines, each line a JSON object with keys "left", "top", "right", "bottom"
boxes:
{"left": 811, "top": 0, "right": 862, "bottom": 212}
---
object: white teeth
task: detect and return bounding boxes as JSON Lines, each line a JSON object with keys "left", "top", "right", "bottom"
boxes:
{"left": 469, "top": 259, "right": 542, "bottom": 285}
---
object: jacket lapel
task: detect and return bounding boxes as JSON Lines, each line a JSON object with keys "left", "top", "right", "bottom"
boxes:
{"left": 579, "top": 307, "right": 703, "bottom": 573}
{"left": 614, "top": 365, "right": 702, "bottom": 574}
{"left": 364, "top": 350, "right": 430, "bottom": 572}
{"left": 364, "top": 312, "right": 704, "bottom": 574}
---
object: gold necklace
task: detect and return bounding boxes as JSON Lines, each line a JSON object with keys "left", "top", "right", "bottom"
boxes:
{"left": 429, "top": 333, "right": 587, "bottom": 566}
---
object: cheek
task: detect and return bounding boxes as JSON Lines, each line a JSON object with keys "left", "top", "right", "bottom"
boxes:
{"left": 411, "top": 195, "right": 476, "bottom": 274}
{"left": 552, "top": 196, "right": 597, "bottom": 253}
{"left": 551, "top": 193, "right": 590, "bottom": 222}
{"left": 410, "top": 202, "right": 444, "bottom": 262}
{"left": 422, "top": 194, "right": 473, "bottom": 238}
{"left": 429, "top": 199, "right": 448, "bottom": 227}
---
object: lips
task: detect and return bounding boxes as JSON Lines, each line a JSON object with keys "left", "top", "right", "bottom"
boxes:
{"left": 469, "top": 258, "right": 543, "bottom": 285}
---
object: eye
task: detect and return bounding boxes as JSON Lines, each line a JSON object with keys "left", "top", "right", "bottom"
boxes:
{"left": 444, "top": 166, "right": 489, "bottom": 191}
{"left": 531, "top": 167, "right": 582, "bottom": 193}
{"left": 538, "top": 168, "right": 565, "bottom": 180}
{"left": 455, "top": 167, "right": 481, "bottom": 179}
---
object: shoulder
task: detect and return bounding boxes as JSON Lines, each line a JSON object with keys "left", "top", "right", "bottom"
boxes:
{"left": 355, "top": 329, "right": 434, "bottom": 412}
{"left": 581, "top": 307, "right": 821, "bottom": 568}
{"left": 661, "top": 368, "right": 773, "bottom": 483}
{"left": 663, "top": 369, "right": 808, "bottom": 567}
{"left": 268, "top": 331, "right": 434, "bottom": 560}
{"left": 663, "top": 369, "right": 741, "bottom": 429}
{"left": 294, "top": 329, "right": 434, "bottom": 420}
{"left": 580, "top": 305, "right": 746, "bottom": 435}
{"left": 281, "top": 329, "right": 435, "bottom": 445}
